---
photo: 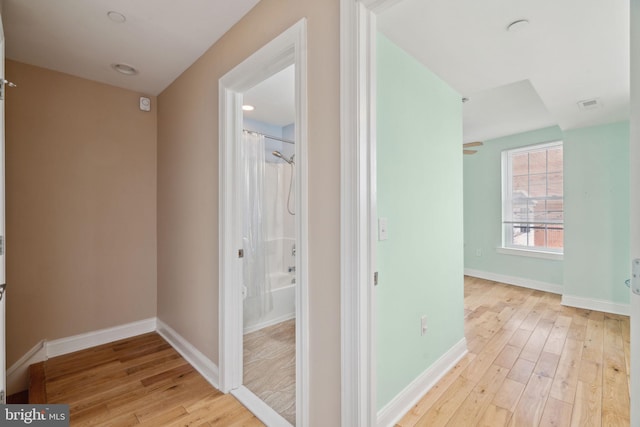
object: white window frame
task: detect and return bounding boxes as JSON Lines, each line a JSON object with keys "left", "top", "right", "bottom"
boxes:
{"left": 501, "top": 141, "right": 564, "bottom": 259}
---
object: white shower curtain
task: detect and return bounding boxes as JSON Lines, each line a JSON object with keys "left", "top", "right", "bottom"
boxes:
{"left": 242, "top": 131, "right": 273, "bottom": 321}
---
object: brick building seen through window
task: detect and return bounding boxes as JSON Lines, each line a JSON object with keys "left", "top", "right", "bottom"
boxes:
{"left": 503, "top": 142, "right": 563, "bottom": 252}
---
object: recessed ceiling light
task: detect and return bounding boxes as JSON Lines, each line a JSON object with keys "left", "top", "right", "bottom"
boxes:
{"left": 107, "top": 11, "right": 126, "bottom": 23}
{"left": 507, "top": 19, "right": 529, "bottom": 32}
{"left": 242, "top": 105, "right": 255, "bottom": 111}
{"left": 111, "top": 63, "right": 138, "bottom": 76}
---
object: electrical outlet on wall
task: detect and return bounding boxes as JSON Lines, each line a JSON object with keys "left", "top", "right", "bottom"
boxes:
{"left": 421, "top": 315, "right": 428, "bottom": 336}
{"left": 378, "top": 217, "right": 389, "bottom": 241}
{"left": 475, "top": 248, "right": 482, "bottom": 257}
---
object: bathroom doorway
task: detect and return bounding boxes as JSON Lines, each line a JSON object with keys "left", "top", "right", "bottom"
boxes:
{"left": 241, "top": 65, "right": 297, "bottom": 424}
{"left": 219, "top": 20, "right": 308, "bottom": 427}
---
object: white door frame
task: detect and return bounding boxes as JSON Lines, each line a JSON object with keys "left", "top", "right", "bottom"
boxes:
{"left": 219, "top": 19, "right": 308, "bottom": 426}
{"left": 340, "top": 0, "right": 404, "bottom": 425}
{"left": 0, "top": 12, "right": 6, "bottom": 404}
{"left": 629, "top": 1, "right": 639, "bottom": 425}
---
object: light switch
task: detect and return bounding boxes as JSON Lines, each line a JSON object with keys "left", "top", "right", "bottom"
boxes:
{"left": 378, "top": 217, "right": 388, "bottom": 241}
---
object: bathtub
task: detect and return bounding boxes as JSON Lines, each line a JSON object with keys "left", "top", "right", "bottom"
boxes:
{"left": 243, "top": 271, "right": 296, "bottom": 334}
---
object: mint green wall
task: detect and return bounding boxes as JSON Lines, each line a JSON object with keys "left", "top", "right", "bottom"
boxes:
{"left": 463, "top": 126, "right": 564, "bottom": 285}
{"left": 376, "top": 34, "right": 464, "bottom": 410}
{"left": 563, "top": 121, "right": 630, "bottom": 304}
{"left": 463, "top": 122, "right": 630, "bottom": 306}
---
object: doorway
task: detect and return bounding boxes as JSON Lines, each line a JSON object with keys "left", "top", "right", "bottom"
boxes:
{"left": 219, "top": 20, "right": 308, "bottom": 427}
{"left": 241, "top": 65, "right": 297, "bottom": 424}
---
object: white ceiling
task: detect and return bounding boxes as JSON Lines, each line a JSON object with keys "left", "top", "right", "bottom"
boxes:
{"left": 243, "top": 65, "right": 295, "bottom": 127}
{"left": 378, "top": 0, "right": 629, "bottom": 143}
{"left": 1, "top": 0, "right": 629, "bottom": 141}
{"left": 2, "top": 0, "right": 260, "bottom": 95}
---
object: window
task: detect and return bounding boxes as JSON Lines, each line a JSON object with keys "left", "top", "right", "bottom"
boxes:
{"left": 502, "top": 141, "right": 563, "bottom": 254}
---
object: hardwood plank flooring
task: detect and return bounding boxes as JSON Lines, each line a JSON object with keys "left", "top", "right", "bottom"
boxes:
{"left": 31, "top": 276, "right": 631, "bottom": 426}
{"left": 36, "top": 332, "right": 264, "bottom": 426}
{"left": 397, "top": 276, "right": 631, "bottom": 427}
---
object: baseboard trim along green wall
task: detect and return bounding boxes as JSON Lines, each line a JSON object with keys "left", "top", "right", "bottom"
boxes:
{"left": 464, "top": 269, "right": 563, "bottom": 295}
{"left": 561, "top": 295, "right": 630, "bottom": 316}
{"left": 376, "top": 338, "right": 468, "bottom": 426}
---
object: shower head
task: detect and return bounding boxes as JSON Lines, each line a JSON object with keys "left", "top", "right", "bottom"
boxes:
{"left": 272, "top": 150, "right": 295, "bottom": 165}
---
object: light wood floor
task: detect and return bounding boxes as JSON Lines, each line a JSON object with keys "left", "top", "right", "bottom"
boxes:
{"left": 397, "top": 276, "right": 631, "bottom": 427}
{"left": 34, "top": 277, "right": 631, "bottom": 426}
{"left": 38, "top": 332, "right": 264, "bottom": 426}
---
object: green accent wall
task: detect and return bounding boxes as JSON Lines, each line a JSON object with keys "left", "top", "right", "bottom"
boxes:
{"left": 563, "top": 121, "right": 630, "bottom": 304}
{"left": 376, "top": 34, "right": 464, "bottom": 410}
{"left": 463, "top": 126, "right": 564, "bottom": 285}
{"left": 463, "top": 121, "right": 630, "bottom": 306}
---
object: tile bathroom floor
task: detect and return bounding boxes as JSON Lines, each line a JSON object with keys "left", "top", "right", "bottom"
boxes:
{"left": 244, "top": 318, "right": 296, "bottom": 424}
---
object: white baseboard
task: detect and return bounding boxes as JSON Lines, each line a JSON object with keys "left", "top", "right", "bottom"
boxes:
{"left": 6, "top": 317, "right": 157, "bottom": 395}
{"left": 156, "top": 319, "right": 219, "bottom": 389}
{"left": 6, "top": 340, "right": 46, "bottom": 395}
{"left": 561, "top": 295, "right": 630, "bottom": 316}
{"left": 244, "top": 313, "right": 295, "bottom": 335}
{"left": 47, "top": 318, "right": 157, "bottom": 358}
{"left": 464, "top": 268, "right": 563, "bottom": 295}
{"left": 376, "top": 338, "right": 468, "bottom": 427}
{"left": 232, "top": 385, "right": 292, "bottom": 427}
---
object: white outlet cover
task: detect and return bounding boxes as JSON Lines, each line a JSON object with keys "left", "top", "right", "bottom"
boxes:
{"left": 378, "top": 217, "right": 388, "bottom": 241}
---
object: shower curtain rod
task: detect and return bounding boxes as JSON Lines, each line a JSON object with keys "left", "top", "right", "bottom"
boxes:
{"left": 243, "top": 129, "right": 295, "bottom": 145}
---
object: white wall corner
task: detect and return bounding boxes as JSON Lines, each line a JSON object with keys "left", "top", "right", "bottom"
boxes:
{"left": 6, "top": 340, "right": 46, "bottom": 395}
{"left": 376, "top": 338, "right": 468, "bottom": 427}
{"left": 156, "top": 318, "right": 219, "bottom": 390}
{"left": 464, "top": 268, "right": 563, "bottom": 295}
{"left": 561, "top": 295, "right": 630, "bottom": 316}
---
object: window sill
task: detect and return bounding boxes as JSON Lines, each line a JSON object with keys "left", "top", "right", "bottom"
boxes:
{"left": 496, "top": 247, "right": 563, "bottom": 261}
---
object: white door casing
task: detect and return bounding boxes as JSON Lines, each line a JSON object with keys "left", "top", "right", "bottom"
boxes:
{"left": 629, "top": 1, "right": 639, "bottom": 425}
{"left": 340, "top": 0, "right": 406, "bottom": 425}
{"left": 219, "top": 19, "right": 308, "bottom": 426}
{"left": 0, "top": 12, "right": 6, "bottom": 404}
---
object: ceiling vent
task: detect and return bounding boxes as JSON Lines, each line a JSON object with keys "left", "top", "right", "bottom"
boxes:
{"left": 577, "top": 98, "right": 602, "bottom": 111}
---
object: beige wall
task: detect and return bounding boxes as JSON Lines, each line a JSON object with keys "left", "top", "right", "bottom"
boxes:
{"left": 5, "top": 60, "right": 158, "bottom": 366}
{"left": 157, "top": 0, "right": 341, "bottom": 423}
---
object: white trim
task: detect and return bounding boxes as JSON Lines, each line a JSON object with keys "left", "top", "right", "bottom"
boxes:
{"left": 243, "top": 313, "right": 295, "bottom": 335}
{"left": 464, "top": 268, "right": 563, "bottom": 295}
{"left": 219, "top": 19, "right": 309, "bottom": 426}
{"left": 46, "top": 317, "right": 156, "bottom": 358}
{"left": 496, "top": 247, "right": 563, "bottom": 261}
{"left": 156, "top": 318, "right": 220, "bottom": 389}
{"left": 6, "top": 317, "right": 156, "bottom": 395}
{"left": 561, "top": 295, "right": 630, "bottom": 316}
{"left": 340, "top": 1, "right": 378, "bottom": 425}
{"left": 376, "top": 338, "right": 468, "bottom": 427}
{"left": 232, "top": 386, "right": 293, "bottom": 427}
{"left": 6, "top": 340, "right": 45, "bottom": 395}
